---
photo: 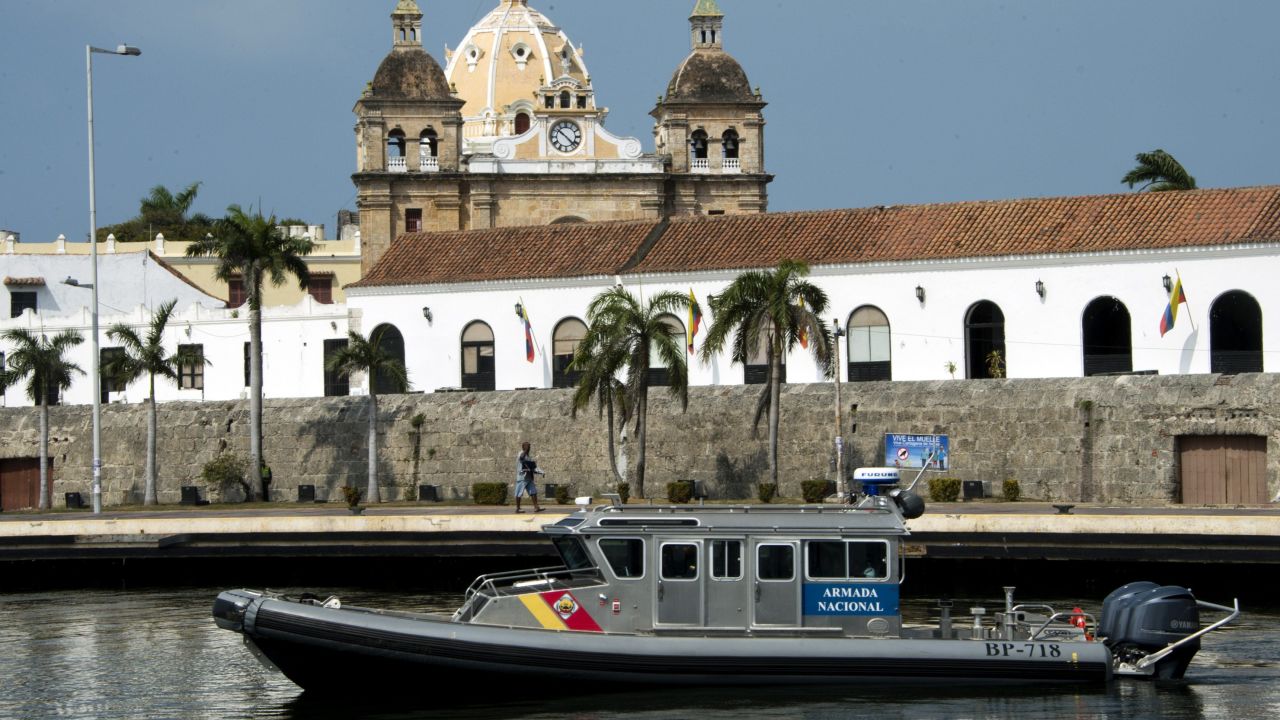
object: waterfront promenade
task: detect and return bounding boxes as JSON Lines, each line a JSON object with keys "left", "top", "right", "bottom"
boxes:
{"left": 1, "top": 501, "right": 1277, "bottom": 565}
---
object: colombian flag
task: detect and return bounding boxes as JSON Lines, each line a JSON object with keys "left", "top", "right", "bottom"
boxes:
{"left": 1159, "top": 274, "right": 1187, "bottom": 337}
{"left": 519, "top": 299, "right": 535, "bottom": 362}
{"left": 687, "top": 289, "right": 702, "bottom": 354}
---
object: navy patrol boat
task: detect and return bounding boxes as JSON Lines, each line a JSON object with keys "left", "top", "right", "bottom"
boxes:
{"left": 213, "top": 468, "right": 1238, "bottom": 692}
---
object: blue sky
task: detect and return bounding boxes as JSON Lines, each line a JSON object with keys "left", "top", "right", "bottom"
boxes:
{"left": 2, "top": 0, "right": 1278, "bottom": 244}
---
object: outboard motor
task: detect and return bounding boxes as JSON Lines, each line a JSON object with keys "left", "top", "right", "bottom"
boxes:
{"left": 854, "top": 468, "right": 926, "bottom": 519}
{"left": 1101, "top": 582, "right": 1201, "bottom": 679}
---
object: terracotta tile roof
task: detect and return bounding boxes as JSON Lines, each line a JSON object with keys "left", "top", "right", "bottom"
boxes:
{"left": 354, "top": 186, "right": 1280, "bottom": 288}
{"left": 3, "top": 276, "right": 45, "bottom": 286}
{"left": 352, "top": 219, "right": 660, "bottom": 288}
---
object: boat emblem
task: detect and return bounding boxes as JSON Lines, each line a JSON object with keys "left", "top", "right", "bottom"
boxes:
{"left": 555, "top": 594, "right": 579, "bottom": 619}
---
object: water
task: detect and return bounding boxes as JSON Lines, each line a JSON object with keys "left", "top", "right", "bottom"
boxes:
{"left": 1, "top": 587, "right": 1277, "bottom": 720}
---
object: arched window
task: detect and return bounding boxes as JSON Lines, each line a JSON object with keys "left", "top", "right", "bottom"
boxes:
{"left": 514, "top": 112, "right": 530, "bottom": 135}
{"left": 550, "top": 215, "right": 586, "bottom": 224}
{"left": 386, "top": 129, "right": 407, "bottom": 172}
{"left": 1210, "top": 291, "right": 1263, "bottom": 374}
{"left": 419, "top": 128, "right": 438, "bottom": 156}
{"left": 370, "top": 324, "right": 406, "bottom": 395}
{"left": 965, "top": 301, "right": 1006, "bottom": 379}
{"left": 648, "top": 314, "right": 686, "bottom": 387}
{"left": 745, "top": 320, "right": 786, "bottom": 385}
{"left": 848, "top": 306, "right": 891, "bottom": 381}
{"left": 690, "top": 130, "right": 708, "bottom": 159}
{"left": 552, "top": 318, "right": 588, "bottom": 388}
{"left": 461, "top": 321, "right": 496, "bottom": 391}
{"left": 1081, "top": 296, "right": 1132, "bottom": 376}
{"left": 560, "top": 91, "right": 571, "bottom": 109}
{"left": 721, "top": 130, "right": 739, "bottom": 159}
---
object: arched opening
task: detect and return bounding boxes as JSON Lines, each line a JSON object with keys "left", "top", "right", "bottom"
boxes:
{"left": 965, "top": 301, "right": 1006, "bottom": 379}
{"left": 1081, "top": 296, "right": 1132, "bottom": 376}
{"left": 418, "top": 128, "right": 439, "bottom": 171}
{"left": 1210, "top": 290, "right": 1263, "bottom": 373}
{"left": 371, "top": 324, "right": 406, "bottom": 395}
{"left": 552, "top": 317, "right": 588, "bottom": 388}
{"left": 745, "top": 319, "right": 786, "bottom": 385}
{"left": 648, "top": 314, "right": 685, "bottom": 387}
{"left": 514, "top": 112, "right": 530, "bottom": 135}
{"left": 559, "top": 91, "right": 571, "bottom": 109}
{"left": 386, "top": 130, "right": 407, "bottom": 172}
{"left": 461, "top": 321, "right": 496, "bottom": 391}
{"left": 690, "top": 130, "right": 708, "bottom": 159}
{"left": 848, "top": 305, "right": 891, "bottom": 381}
{"left": 550, "top": 215, "right": 586, "bottom": 224}
{"left": 721, "top": 130, "right": 739, "bottom": 159}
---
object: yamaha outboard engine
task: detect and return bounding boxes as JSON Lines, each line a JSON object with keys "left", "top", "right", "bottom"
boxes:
{"left": 1101, "top": 582, "right": 1201, "bottom": 679}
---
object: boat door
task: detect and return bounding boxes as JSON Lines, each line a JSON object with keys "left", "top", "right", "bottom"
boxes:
{"left": 752, "top": 540, "right": 800, "bottom": 627}
{"left": 656, "top": 540, "right": 703, "bottom": 626}
{"left": 705, "top": 538, "right": 748, "bottom": 629}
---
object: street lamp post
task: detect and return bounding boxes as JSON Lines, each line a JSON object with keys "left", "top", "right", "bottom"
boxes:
{"left": 832, "top": 318, "right": 847, "bottom": 502}
{"left": 86, "top": 43, "right": 141, "bottom": 514}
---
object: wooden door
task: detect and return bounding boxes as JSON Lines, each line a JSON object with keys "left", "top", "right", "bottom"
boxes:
{"left": 1178, "top": 436, "right": 1268, "bottom": 504}
{"left": 0, "top": 458, "right": 42, "bottom": 511}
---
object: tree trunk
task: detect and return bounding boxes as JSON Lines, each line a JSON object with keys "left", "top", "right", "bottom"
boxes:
{"left": 768, "top": 339, "right": 782, "bottom": 487}
{"left": 605, "top": 392, "right": 622, "bottom": 483}
{"left": 145, "top": 373, "right": 157, "bottom": 505}
{"left": 634, "top": 387, "right": 648, "bottom": 499}
{"left": 247, "top": 263, "right": 263, "bottom": 501}
{"left": 366, "top": 392, "right": 381, "bottom": 503}
{"left": 38, "top": 398, "right": 50, "bottom": 510}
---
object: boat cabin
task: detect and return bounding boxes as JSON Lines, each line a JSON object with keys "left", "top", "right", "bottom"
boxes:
{"left": 454, "top": 499, "right": 911, "bottom": 637}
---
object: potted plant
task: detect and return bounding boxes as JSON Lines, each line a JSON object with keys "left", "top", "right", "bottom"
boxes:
{"left": 342, "top": 485, "right": 365, "bottom": 515}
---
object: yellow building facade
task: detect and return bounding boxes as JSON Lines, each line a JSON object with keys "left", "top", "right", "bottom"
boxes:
{"left": 353, "top": 0, "right": 771, "bottom": 274}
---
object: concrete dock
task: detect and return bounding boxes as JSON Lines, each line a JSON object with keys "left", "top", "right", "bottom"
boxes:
{"left": 1, "top": 502, "right": 1277, "bottom": 564}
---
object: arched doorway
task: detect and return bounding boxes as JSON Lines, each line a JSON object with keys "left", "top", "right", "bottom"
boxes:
{"left": 649, "top": 315, "right": 685, "bottom": 387}
{"left": 552, "top": 317, "right": 588, "bottom": 388}
{"left": 370, "top": 324, "right": 405, "bottom": 394}
{"left": 965, "top": 301, "right": 1006, "bottom": 379}
{"left": 847, "top": 305, "right": 891, "bottom": 381}
{"left": 461, "top": 321, "right": 496, "bottom": 391}
{"left": 745, "top": 319, "right": 786, "bottom": 385}
{"left": 1210, "top": 291, "right": 1263, "bottom": 373}
{"left": 1081, "top": 296, "right": 1132, "bottom": 376}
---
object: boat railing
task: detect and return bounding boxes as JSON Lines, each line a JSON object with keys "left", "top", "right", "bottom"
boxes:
{"left": 454, "top": 565, "right": 602, "bottom": 623}
{"left": 1022, "top": 610, "right": 1097, "bottom": 641}
{"left": 592, "top": 503, "right": 896, "bottom": 515}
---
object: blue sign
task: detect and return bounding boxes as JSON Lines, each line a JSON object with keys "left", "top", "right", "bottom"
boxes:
{"left": 803, "top": 583, "right": 900, "bottom": 616}
{"left": 884, "top": 433, "right": 949, "bottom": 470}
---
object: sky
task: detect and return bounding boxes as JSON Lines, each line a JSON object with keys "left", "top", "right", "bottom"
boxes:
{"left": 2, "top": 0, "right": 1278, "bottom": 245}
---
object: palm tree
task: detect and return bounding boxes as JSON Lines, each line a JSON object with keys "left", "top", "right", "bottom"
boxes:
{"left": 575, "top": 287, "right": 689, "bottom": 499}
{"left": 1122, "top": 149, "right": 1197, "bottom": 192}
{"left": 102, "top": 299, "right": 207, "bottom": 505}
{"left": 186, "top": 204, "right": 315, "bottom": 500}
{"left": 324, "top": 327, "right": 410, "bottom": 504}
{"left": 568, "top": 339, "right": 631, "bottom": 486}
{"left": 140, "top": 181, "right": 210, "bottom": 228}
{"left": 0, "top": 329, "right": 84, "bottom": 509}
{"left": 700, "top": 260, "right": 832, "bottom": 487}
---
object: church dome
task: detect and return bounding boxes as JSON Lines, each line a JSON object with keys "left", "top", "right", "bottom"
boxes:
{"left": 444, "top": 0, "right": 598, "bottom": 142}
{"left": 665, "top": 50, "right": 755, "bottom": 103}
{"left": 371, "top": 49, "right": 453, "bottom": 101}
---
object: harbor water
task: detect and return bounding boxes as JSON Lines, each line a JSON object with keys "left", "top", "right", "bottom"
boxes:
{"left": 1, "top": 587, "right": 1277, "bottom": 720}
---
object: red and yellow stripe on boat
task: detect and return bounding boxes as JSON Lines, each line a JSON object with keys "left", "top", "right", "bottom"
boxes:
{"left": 518, "top": 590, "right": 602, "bottom": 632}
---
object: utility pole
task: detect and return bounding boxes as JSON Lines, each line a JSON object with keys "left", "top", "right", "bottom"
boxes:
{"left": 832, "top": 318, "right": 847, "bottom": 502}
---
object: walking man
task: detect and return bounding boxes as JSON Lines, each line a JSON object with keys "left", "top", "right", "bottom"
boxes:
{"left": 515, "top": 441, "right": 545, "bottom": 514}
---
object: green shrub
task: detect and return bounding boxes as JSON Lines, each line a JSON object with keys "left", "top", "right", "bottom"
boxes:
{"left": 616, "top": 482, "right": 630, "bottom": 505}
{"left": 758, "top": 483, "right": 778, "bottom": 503}
{"left": 801, "top": 479, "right": 830, "bottom": 504}
{"left": 667, "top": 481, "right": 693, "bottom": 504}
{"left": 341, "top": 485, "right": 363, "bottom": 507}
{"left": 554, "top": 485, "right": 572, "bottom": 505}
{"left": 1002, "top": 478, "right": 1022, "bottom": 502}
{"left": 472, "top": 482, "right": 508, "bottom": 505}
{"left": 929, "top": 477, "right": 961, "bottom": 503}
{"left": 200, "top": 453, "right": 250, "bottom": 501}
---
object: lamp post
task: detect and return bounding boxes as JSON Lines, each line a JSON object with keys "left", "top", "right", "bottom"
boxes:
{"left": 86, "top": 43, "right": 141, "bottom": 514}
{"left": 832, "top": 318, "right": 847, "bottom": 502}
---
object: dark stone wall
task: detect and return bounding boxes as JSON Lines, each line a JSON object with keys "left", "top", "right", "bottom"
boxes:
{"left": 2, "top": 374, "right": 1276, "bottom": 505}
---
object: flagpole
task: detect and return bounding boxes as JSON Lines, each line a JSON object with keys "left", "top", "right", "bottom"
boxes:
{"left": 1177, "top": 271, "right": 1196, "bottom": 331}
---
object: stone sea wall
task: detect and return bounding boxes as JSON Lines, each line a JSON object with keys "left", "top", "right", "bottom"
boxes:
{"left": 2, "top": 374, "right": 1277, "bottom": 505}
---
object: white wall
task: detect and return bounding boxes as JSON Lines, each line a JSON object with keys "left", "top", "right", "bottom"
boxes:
{"left": 346, "top": 243, "right": 1276, "bottom": 393}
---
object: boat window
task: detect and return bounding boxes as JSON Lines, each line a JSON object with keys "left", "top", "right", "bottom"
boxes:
{"left": 660, "top": 543, "right": 699, "bottom": 580}
{"left": 756, "top": 544, "right": 795, "bottom": 581}
{"left": 599, "top": 538, "right": 645, "bottom": 579}
{"left": 805, "top": 540, "right": 889, "bottom": 580}
{"left": 711, "top": 540, "right": 742, "bottom": 580}
{"left": 551, "top": 536, "right": 594, "bottom": 571}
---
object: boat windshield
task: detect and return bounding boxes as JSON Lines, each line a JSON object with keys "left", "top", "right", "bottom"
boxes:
{"left": 551, "top": 536, "right": 595, "bottom": 571}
